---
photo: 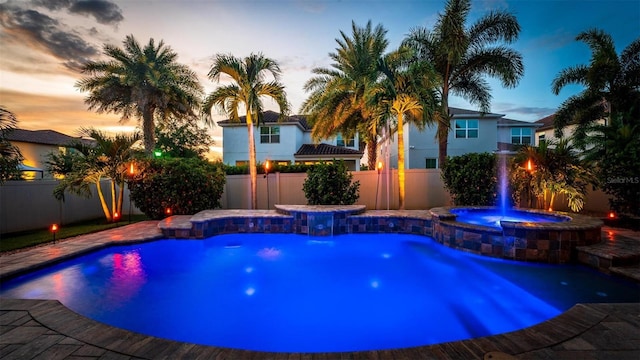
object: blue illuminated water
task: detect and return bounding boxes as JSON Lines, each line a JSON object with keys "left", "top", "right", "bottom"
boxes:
{"left": 1, "top": 233, "right": 637, "bottom": 352}
{"left": 450, "top": 208, "right": 568, "bottom": 229}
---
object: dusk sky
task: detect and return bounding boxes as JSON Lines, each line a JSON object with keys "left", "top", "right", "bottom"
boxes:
{"left": 1, "top": 0, "right": 639, "bottom": 155}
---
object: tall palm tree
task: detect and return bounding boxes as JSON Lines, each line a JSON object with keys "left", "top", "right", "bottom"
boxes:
{"left": 203, "top": 53, "right": 290, "bottom": 209}
{"left": 369, "top": 47, "right": 440, "bottom": 209}
{"left": 551, "top": 29, "right": 640, "bottom": 148}
{"left": 403, "top": 0, "right": 523, "bottom": 167}
{"left": 76, "top": 35, "right": 203, "bottom": 157}
{"left": 52, "top": 129, "right": 141, "bottom": 222}
{"left": 301, "top": 20, "right": 388, "bottom": 169}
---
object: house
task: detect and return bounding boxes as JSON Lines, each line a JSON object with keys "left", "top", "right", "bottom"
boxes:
{"left": 5, "top": 129, "right": 87, "bottom": 179}
{"left": 534, "top": 114, "right": 606, "bottom": 147}
{"left": 218, "top": 110, "right": 363, "bottom": 170}
{"left": 385, "top": 107, "right": 540, "bottom": 169}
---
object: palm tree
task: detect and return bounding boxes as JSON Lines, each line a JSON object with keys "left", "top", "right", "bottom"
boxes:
{"left": 0, "top": 106, "right": 23, "bottom": 182}
{"left": 301, "top": 20, "right": 388, "bottom": 169}
{"left": 202, "top": 53, "right": 290, "bottom": 209}
{"left": 551, "top": 29, "right": 640, "bottom": 148}
{"left": 510, "top": 140, "right": 595, "bottom": 212}
{"left": 76, "top": 35, "right": 203, "bottom": 157}
{"left": 369, "top": 47, "right": 440, "bottom": 209}
{"left": 51, "top": 129, "right": 141, "bottom": 222}
{"left": 581, "top": 112, "right": 640, "bottom": 215}
{"left": 402, "top": 0, "right": 523, "bottom": 167}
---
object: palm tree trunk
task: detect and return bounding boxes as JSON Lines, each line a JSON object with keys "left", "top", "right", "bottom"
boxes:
{"left": 95, "top": 180, "right": 112, "bottom": 221}
{"left": 117, "top": 181, "right": 124, "bottom": 215}
{"left": 397, "top": 112, "right": 406, "bottom": 210}
{"left": 366, "top": 135, "right": 378, "bottom": 170}
{"left": 246, "top": 113, "right": 258, "bottom": 209}
{"left": 142, "top": 107, "right": 155, "bottom": 157}
{"left": 110, "top": 179, "right": 117, "bottom": 220}
{"left": 438, "top": 103, "right": 450, "bottom": 168}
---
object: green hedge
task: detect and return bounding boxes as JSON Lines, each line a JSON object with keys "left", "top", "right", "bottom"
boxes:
{"left": 441, "top": 153, "right": 498, "bottom": 206}
{"left": 303, "top": 160, "right": 359, "bottom": 205}
{"left": 129, "top": 158, "right": 226, "bottom": 219}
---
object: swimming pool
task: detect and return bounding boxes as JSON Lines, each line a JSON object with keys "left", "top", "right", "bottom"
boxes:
{"left": 1, "top": 233, "right": 638, "bottom": 352}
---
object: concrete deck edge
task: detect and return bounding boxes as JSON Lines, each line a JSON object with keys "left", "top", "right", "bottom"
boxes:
{"left": 1, "top": 298, "right": 636, "bottom": 359}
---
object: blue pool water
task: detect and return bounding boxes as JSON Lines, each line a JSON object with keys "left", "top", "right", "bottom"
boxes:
{"left": 450, "top": 208, "right": 568, "bottom": 228}
{"left": 1, "top": 233, "right": 638, "bottom": 352}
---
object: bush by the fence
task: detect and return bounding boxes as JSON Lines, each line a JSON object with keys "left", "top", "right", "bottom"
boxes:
{"left": 441, "top": 153, "right": 497, "bottom": 206}
{"left": 129, "top": 158, "right": 226, "bottom": 219}
{"left": 303, "top": 160, "right": 359, "bottom": 205}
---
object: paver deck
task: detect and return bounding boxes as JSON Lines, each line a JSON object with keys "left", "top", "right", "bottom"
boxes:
{"left": 1, "top": 214, "right": 639, "bottom": 359}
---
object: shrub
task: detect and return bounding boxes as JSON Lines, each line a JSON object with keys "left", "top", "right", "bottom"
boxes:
{"left": 302, "top": 160, "right": 359, "bottom": 205}
{"left": 129, "top": 158, "right": 226, "bottom": 219}
{"left": 441, "top": 153, "right": 497, "bottom": 206}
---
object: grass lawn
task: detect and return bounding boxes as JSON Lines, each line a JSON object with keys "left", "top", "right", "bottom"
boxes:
{"left": 0, "top": 215, "right": 151, "bottom": 253}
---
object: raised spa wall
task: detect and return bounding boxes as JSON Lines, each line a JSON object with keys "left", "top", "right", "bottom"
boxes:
{"left": 159, "top": 205, "right": 602, "bottom": 264}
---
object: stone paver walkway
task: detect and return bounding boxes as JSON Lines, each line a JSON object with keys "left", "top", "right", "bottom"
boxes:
{"left": 1, "top": 217, "right": 639, "bottom": 359}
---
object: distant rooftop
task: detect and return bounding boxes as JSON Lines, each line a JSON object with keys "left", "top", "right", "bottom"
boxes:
{"left": 294, "top": 143, "right": 363, "bottom": 157}
{"left": 534, "top": 114, "right": 556, "bottom": 131}
{"left": 217, "top": 110, "right": 310, "bottom": 130}
{"left": 5, "top": 129, "right": 85, "bottom": 146}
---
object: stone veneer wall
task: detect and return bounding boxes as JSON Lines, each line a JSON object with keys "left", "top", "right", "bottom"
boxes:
{"left": 160, "top": 207, "right": 601, "bottom": 264}
{"left": 429, "top": 207, "right": 603, "bottom": 264}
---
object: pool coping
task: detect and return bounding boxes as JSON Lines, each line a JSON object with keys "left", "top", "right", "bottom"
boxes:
{"left": 1, "top": 298, "right": 638, "bottom": 359}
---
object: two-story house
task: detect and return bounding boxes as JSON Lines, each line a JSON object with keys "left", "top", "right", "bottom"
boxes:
{"left": 218, "top": 110, "right": 364, "bottom": 170}
{"left": 385, "top": 107, "right": 540, "bottom": 169}
{"left": 6, "top": 129, "right": 88, "bottom": 180}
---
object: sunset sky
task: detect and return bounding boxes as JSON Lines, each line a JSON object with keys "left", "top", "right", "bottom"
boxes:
{"left": 1, "top": 0, "right": 638, "bottom": 155}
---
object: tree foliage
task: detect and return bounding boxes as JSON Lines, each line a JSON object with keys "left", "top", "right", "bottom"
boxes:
{"left": 402, "top": 0, "right": 524, "bottom": 166}
{"left": 582, "top": 113, "right": 640, "bottom": 216}
{"left": 129, "top": 158, "right": 226, "bottom": 219}
{"left": 509, "top": 140, "right": 596, "bottom": 212}
{"left": 0, "top": 106, "right": 23, "bottom": 183}
{"left": 48, "top": 129, "right": 142, "bottom": 222}
{"left": 301, "top": 20, "right": 389, "bottom": 169}
{"left": 303, "top": 160, "right": 359, "bottom": 205}
{"left": 441, "top": 152, "right": 498, "bottom": 206}
{"left": 76, "top": 35, "right": 204, "bottom": 156}
{"left": 155, "top": 117, "right": 213, "bottom": 159}
{"left": 551, "top": 29, "right": 640, "bottom": 148}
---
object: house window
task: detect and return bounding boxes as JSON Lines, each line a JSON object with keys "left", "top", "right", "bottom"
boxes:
{"left": 455, "top": 120, "right": 478, "bottom": 138}
{"left": 336, "top": 133, "right": 355, "bottom": 147}
{"left": 511, "top": 128, "right": 532, "bottom": 145}
{"left": 538, "top": 134, "right": 546, "bottom": 145}
{"left": 425, "top": 158, "right": 437, "bottom": 169}
{"left": 260, "top": 126, "right": 280, "bottom": 143}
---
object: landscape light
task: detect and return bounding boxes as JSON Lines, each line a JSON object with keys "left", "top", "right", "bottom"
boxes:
{"left": 526, "top": 159, "right": 534, "bottom": 172}
{"left": 608, "top": 211, "right": 616, "bottom": 219}
{"left": 129, "top": 162, "right": 135, "bottom": 176}
{"left": 377, "top": 161, "right": 383, "bottom": 173}
{"left": 51, "top": 224, "right": 58, "bottom": 242}
{"left": 154, "top": 150, "right": 162, "bottom": 157}
{"left": 165, "top": 207, "right": 172, "bottom": 216}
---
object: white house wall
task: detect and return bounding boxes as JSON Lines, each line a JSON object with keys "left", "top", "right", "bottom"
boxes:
{"left": 388, "top": 119, "right": 500, "bottom": 169}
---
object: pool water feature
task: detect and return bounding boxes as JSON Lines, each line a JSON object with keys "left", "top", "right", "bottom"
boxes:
{"left": 450, "top": 208, "right": 569, "bottom": 229}
{"left": 1, "top": 233, "right": 637, "bottom": 353}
